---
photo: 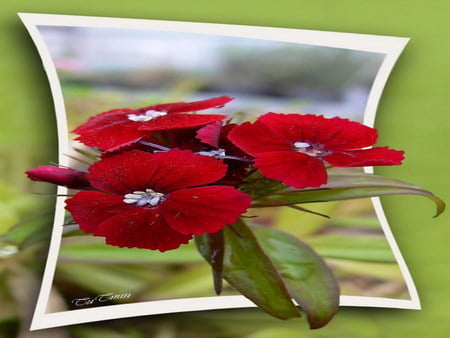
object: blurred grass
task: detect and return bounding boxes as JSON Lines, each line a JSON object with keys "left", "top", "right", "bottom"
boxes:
{"left": 0, "top": 7, "right": 60, "bottom": 335}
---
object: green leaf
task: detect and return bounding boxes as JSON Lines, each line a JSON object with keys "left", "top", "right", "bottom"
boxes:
{"left": 252, "top": 226, "right": 339, "bottom": 329}
{"left": 194, "top": 231, "right": 225, "bottom": 295}
{"left": 195, "top": 220, "right": 301, "bottom": 320}
{"left": 253, "top": 172, "right": 445, "bottom": 217}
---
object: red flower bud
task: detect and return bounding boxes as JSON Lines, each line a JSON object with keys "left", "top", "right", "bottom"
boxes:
{"left": 25, "top": 166, "right": 90, "bottom": 189}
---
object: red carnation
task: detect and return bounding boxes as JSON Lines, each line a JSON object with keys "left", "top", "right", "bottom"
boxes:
{"left": 65, "top": 149, "right": 251, "bottom": 252}
{"left": 73, "top": 96, "right": 233, "bottom": 151}
{"left": 228, "top": 113, "right": 404, "bottom": 189}
{"left": 25, "top": 166, "right": 90, "bottom": 189}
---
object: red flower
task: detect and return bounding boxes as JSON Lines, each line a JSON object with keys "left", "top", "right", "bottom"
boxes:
{"left": 195, "top": 122, "right": 253, "bottom": 185}
{"left": 25, "top": 166, "right": 90, "bottom": 189}
{"left": 65, "top": 149, "right": 251, "bottom": 252}
{"left": 73, "top": 96, "right": 233, "bottom": 151}
{"left": 228, "top": 113, "right": 404, "bottom": 189}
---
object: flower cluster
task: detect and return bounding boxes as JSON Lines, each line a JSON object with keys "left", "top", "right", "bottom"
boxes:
{"left": 26, "top": 96, "right": 404, "bottom": 251}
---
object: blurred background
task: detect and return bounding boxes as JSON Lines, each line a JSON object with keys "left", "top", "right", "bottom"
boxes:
{"left": 0, "top": 24, "right": 410, "bottom": 337}
{"left": 39, "top": 26, "right": 385, "bottom": 123}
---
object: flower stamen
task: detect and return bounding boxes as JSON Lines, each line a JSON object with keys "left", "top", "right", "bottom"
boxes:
{"left": 293, "top": 141, "right": 328, "bottom": 157}
{"left": 124, "top": 189, "right": 165, "bottom": 207}
{"left": 127, "top": 110, "right": 167, "bottom": 122}
{"left": 196, "top": 149, "right": 227, "bottom": 159}
{"left": 196, "top": 149, "right": 253, "bottom": 163}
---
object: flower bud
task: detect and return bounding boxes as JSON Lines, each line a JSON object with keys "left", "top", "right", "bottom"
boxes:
{"left": 25, "top": 166, "right": 90, "bottom": 189}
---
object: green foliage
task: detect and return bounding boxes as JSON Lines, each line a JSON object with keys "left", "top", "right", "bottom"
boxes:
{"left": 196, "top": 220, "right": 302, "bottom": 320}
{"left": 252, "top": 226, "right": 339, "bottom": 329}
{"left": 253, "top": 171, "right": 445, "bottom": 217}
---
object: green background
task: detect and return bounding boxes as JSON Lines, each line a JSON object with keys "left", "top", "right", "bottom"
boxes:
{"left": 1, "top": 1, "right": 449, "bottom": 337}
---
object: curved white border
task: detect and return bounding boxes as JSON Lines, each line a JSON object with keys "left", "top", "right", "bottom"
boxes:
{"left": 19, "top": 13, "right": 415, "bottom": 331}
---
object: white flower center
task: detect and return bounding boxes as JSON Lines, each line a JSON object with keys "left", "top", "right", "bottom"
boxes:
{"left": 293, "top": 142, "right": 311, "bottom": 148}
{"left": 196, "top": 148, "right": 227, "bottom": 159}
{"left": 123, "top": 189, "right": 165, "bottom": 207}
{"left": 127, "top": 110, "right": 167, "bottom": 122}
{"left": 293, "top": 141, "right": 328, "bottom": 157}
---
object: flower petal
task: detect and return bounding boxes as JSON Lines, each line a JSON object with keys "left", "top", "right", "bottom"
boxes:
{"left": 86, "top": 150, "right": 159, "bottom": 194}
{"left": 65, "top": 191, "right": 131, "bottom": 234}
{"left": 148, "top": 149, "right": 228, "bottom": 191}
{"left": 196, "top": 121, "right": 222, "bottom": 147}
{"left": 72, "top": 108, "right": 150, "bottom": 150}
{"left": 138, "top": 113, "right": 226, "bottom": 131}
{"left": 219, "top": 123, "right": 250, "bottom": 157}
{"left": 227, "top": 121, "right": 293, "bottom": 156}
{"left": 254, "top": 151, "right": 328, "bottom": 189}
{"left": 136, "top": 96, "right": 233, "bottom": 114}
{"left": 72, "top": 109, "right": 131, "bottom": 134}
{"left": 161, "top": 186, "right": 252, "bottom": 235}
{"left": 87, "top": 149, "right": 227, "bottom": 194}
{"left": 259, "top": 113, "right": 378, "bottom": 151}
{"left": 101, "top": 137, "right": 146, "bottom": 156}
{"left": 96, "top": 208, "right": 192, "bottom": 251}
{"left": 324, "top": 147, "right": 405, "bottom": 167}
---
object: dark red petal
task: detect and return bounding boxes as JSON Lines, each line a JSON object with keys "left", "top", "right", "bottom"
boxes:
{"left": 74, "top": 114, "right": 147, "bottom": 150}
{"left": 65, "top": 191, "right": 131, "bottom": 234}
{"left": 323, "top": 147, "right": 405, "bottom": 167}
{"left": 101, "top": 137, "right": 145, "bottom": 155}
{"left": 76, "top": 130, "right": 144, "bottom": 151}
{"left": 161, "top": 186, "right": 252, "bottom": 235}
{"left": 136, "top": 96, "right": 233, "bottom": 114}
{"left": 87, "top": 149, "right": 227, "bottom": 194}
{"left": 164, "top": 128, "right": 197, "bottom": 148}
{"left": 227, "top": 121, "right": 293, "bottom": 156}
{"left": 165, "top": 96, "right": 233, "bottom": 113}
{"left": 134, "top": 101, "right": 186, "bottom": 114}
{"left": 95, "top": 208, "right": 192, "bottom": 252}
{"left": 138, "top": 113, "right": 226, "bottom": 131}
{"left": 25, "top": 166, "right": 90, "bottom": 189}
{"left": 167, "top": 96, "right": 233, "bottom": 113}
{"left": 196, "top": 121, "right": 222, "bottom": 147}
{"left": 219, "top": 123, "right": 249, "bottom": 158}
{"left": 259, "top": 113, "right": 378, "bottom": 151}
{"left": 87, "top": 150, "right": 159, "bottom": 194}
{"left": 100, "top": 135, "right": 169, "bottom": 158}
{"left": 147, "top": 149, "right": 228, "bottom": 191}
{"left": 254, "top": 151, "right": 328, "bottom": 189}
{"left": 72, "top": 109, "right": 132, "bottom": 134}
